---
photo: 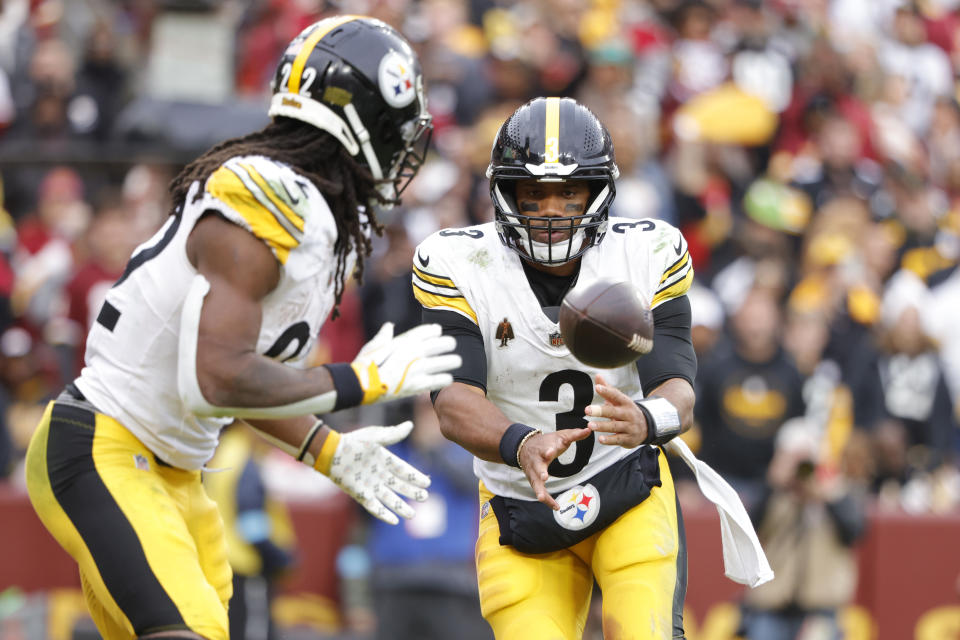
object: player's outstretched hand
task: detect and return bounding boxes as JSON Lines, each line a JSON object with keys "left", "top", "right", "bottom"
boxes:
{"left": 584, "top": 373, "right": 648, "bottom": 448}
{"left": 323, "top": 421, "right": 431, "bottom": 525}
{"left": 518, "top": 428, "right": 593, "bottom": 510}
{"left": 351, "top": 322, "right": 462, "bottom": 405}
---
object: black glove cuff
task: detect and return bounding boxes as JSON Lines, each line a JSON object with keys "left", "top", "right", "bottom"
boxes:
{"left": 499, "top": 423, "right": 538, "bottom": 468}
{"left": 323, "top": 363, "right": 363, "bottom": 410}
{"left": 635, "top": 397, "right": 682, "bottom": 446}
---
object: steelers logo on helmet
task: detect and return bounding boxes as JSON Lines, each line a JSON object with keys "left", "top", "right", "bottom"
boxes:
{"left": 552, "top": 484, "right": 600, "bottom": 531}
{"left": 378, "top": 50, "right": 418, "bottom": 109}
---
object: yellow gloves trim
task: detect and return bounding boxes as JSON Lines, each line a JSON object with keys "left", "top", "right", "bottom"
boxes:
{"left": 313, "top": 429, "right": 341, "bottom": 475}
{"left": 351, "top": 360, "right": 387, "bottom": 404}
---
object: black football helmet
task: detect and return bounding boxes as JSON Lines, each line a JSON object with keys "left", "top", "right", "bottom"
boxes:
{"left": 269, "top": 15, "right": 432, "bottom": 204}
{"left": 488, "top": 97, "right": 619, "bottom": 265}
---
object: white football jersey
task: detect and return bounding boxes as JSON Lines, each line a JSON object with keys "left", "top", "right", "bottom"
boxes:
{"left": 413, "top": 217, "right": 693, "bottom": 499}
{"left": 75, "top": 155, "right": 350, "bottom": 470}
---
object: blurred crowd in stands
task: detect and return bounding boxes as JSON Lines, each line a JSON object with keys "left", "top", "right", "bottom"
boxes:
{"left": 2, "top": 0, "right": 960, "bottom": 637}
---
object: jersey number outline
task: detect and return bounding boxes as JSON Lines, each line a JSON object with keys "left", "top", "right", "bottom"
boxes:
{"left": 264, "top": 321, "right": 311, "bottom": 362}
{"left": 611, "top": 220, "right": 655, "bottom": 234}
{"left": 113, "top": 213, "right": 181, "bottom": 287}
{"left": 539, "top": 369, "right": 595, "bottom": 477}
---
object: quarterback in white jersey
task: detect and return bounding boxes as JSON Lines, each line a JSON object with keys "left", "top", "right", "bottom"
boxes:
{"left": 24, "top": 17, "right": 460, "bottom": 640}
{"left": 418, "top": 98, "right": 697, "bottom": 640}
{"left": 414, "top": 215, "right": 691, "bottom": 500}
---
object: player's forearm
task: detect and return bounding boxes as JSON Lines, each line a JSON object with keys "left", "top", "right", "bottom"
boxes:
{"left": 196, "top": 348, "right": 338, "bottom": 408}
{"left": 434, "top": 382, "right": 513, "bottom": 463}
{"left": 645, "top": 378, "right": 696, "bottom": 434}
{"left": 243, "top": 415, "right": 333, "bottom": 463}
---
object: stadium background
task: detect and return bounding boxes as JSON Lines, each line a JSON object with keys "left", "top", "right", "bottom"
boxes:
{"left": 0, "top": 0, "right": 959, "bottom": 638}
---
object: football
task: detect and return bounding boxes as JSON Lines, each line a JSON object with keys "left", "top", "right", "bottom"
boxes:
{"left": 558, "top": 280, "right": 654, "bottom": 368}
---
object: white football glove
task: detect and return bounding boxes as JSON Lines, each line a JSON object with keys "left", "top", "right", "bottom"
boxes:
{"left": 350, "top": 322, "right": 461, "bottom": 405}
{"left": 318, "top": 421, "right": 431, "bottom": 525}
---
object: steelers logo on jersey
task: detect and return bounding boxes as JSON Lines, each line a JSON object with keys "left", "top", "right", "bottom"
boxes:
{"left": 553, "top": 484, "right": 600, "bottom": 530}
{"left": 378, "top": 50, "right": 417, "bottom": 108}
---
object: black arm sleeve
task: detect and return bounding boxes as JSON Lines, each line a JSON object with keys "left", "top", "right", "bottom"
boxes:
{"left": 635, "top": 295, "right": 697, "bottom": 392}
{"left": 423, "top": 308, "right": 487, "bottom": 401}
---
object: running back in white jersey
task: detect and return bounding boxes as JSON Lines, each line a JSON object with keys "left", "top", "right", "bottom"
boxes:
{"left": 75, "top": 155, "right": 351, "bottom": 470}
{"left": 413, "top": 216, "right": 693, "bottom": 500}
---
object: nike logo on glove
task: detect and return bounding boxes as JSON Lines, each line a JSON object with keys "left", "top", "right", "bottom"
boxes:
{"left": 674, "top": 237, "right": 684, "bottom": 255}
{"left": 417, "top": 250, "right": 430, "bottom": 267}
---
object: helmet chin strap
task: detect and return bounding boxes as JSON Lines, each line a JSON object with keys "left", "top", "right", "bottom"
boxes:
{"left": 343, "top": 103, "right": 384, "bottom": 180}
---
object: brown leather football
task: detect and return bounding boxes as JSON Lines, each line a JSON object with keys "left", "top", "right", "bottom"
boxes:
{"left": 558, "top": 280, "right": 654, "bottom": 368}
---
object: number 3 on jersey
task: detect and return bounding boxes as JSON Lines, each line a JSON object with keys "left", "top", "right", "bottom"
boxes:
{"left": 539, "top": 370, "right": 594, "bottom": 477}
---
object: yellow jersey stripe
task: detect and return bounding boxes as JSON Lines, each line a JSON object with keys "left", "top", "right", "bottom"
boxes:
{"left": 227, "top": 165, "right": 302, "bottom": 243}
{"left": 289, "top": 15, "right": 360, "bottom": 94}
{"left": 659, "top": 252, "right": 690, "bottom": 284}
{"left": 544, "top": 97, "right": 560, "bottom": 163}
{"left": 652, "top": 267, "right": 694, "bottom": 308}
{"left": 236, "top": 162, "right": 305, "bottom": 233}
{"left": 413, "top": 284, "right": 478, "bottom": 325}
{"left": 207, "top": 166, "right": 295, "bottom": 264}
{"left": 412, "top": 264, "right": 456, "bottom": 288}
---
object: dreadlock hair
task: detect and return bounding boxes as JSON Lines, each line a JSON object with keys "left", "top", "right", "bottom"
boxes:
{"left": 168, "top": 116, "right": 385, "bottom": 316}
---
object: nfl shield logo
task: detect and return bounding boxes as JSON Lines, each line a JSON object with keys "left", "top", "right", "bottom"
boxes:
{"left": 480, "top": 501, "right": 491, "bottom": 519}
{"left": 134, "top": 454, "right": 150, "bottom": 471}
{"left": 549, "top": 331, "right": 564, "bottom": 347}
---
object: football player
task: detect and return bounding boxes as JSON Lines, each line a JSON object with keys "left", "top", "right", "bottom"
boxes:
{"left": 25, "top": 17, "right": 460, "bottom": 640}
{"left": 415, "top": 97, "right": 697, "bottom": 639}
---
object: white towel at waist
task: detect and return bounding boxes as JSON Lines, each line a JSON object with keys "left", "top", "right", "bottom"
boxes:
{"left": 665, "top": 438, "right": 775, "bottom": 588}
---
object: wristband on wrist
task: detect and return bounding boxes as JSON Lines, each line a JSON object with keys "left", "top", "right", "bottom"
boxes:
{"left": 635, "top": 396, "right": 682, "bottom": 446}
{"left": 323, "top": 363, "right": 364, "bottom": 410}
{"left": 295, "top": 418, "right": 325, "bottom": 462}
{"left": 499, "top": 423, "right": 540, "bottom": 469}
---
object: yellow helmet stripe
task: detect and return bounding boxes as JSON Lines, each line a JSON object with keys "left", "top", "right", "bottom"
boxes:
{"left": 289, "top": 15, "right": 361, "bottom": 95}
{"left": 544, "top": 97, "right": 561, "bottom": 163}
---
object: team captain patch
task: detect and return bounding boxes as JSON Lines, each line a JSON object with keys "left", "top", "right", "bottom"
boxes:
{"left": 553, "top": 484, "right": 600, "bottom": 530}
